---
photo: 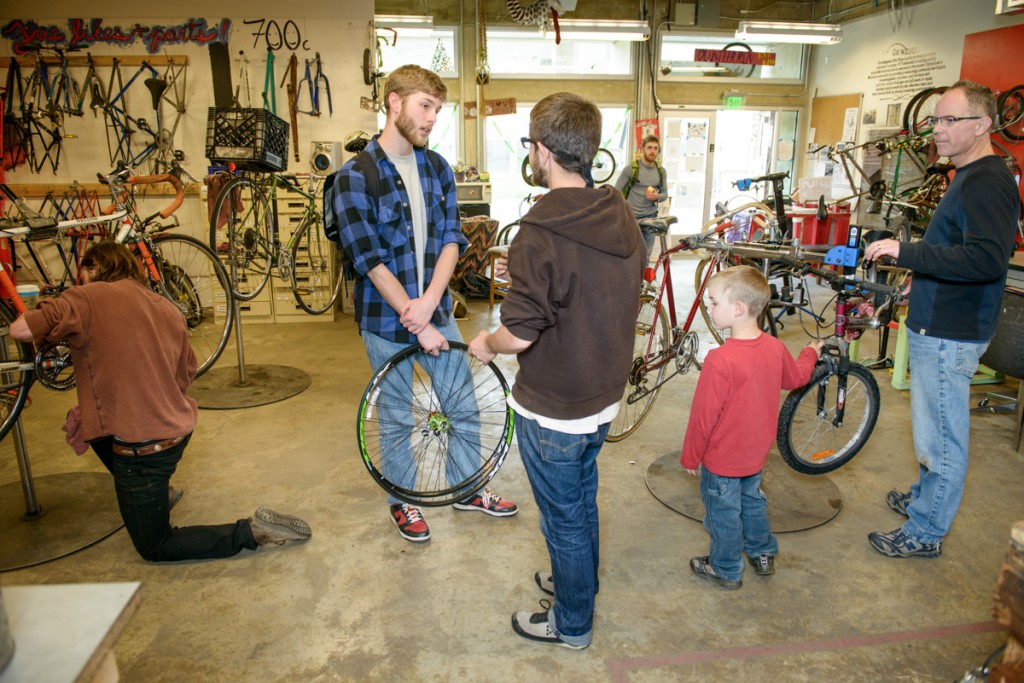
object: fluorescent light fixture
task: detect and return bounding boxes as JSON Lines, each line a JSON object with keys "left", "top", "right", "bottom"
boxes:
{"left": 374, "top": 14, "right": 435, "bottom": 33}
{"left": 735, "top": 21, "right": 842, "bottom": 45}
{"left": 556, "top": 19, "right": 650, "bottom": 41}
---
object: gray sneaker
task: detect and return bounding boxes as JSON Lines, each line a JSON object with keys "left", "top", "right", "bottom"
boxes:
{"left": 534, "top": 571, "right": 554, "bottom": 596}
{"left": 867, "top": 527, "right": 941, "bottom": 558}
{"left": 250, "top": 507, "right": 312, "bottom": 546}
{"left": 511, "top": 605, "right": 587, "bottom": 650}
{"left": 886, "top": 489, "right": 911, "bottom": 517}
{"left": 689, "top": 556, "right": 741, "bottom": 590}
{"left": 747, "top": 553, "right": 775, "bottom": 576}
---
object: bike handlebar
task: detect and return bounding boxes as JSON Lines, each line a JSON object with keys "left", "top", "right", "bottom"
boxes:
{"left": 775, "top": 253, "right": 898, "bottom": 297}
{"left": 100, "top": 170, "right": 184, "bottom": 219}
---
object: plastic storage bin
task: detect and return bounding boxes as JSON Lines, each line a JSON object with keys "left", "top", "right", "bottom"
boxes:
{"left": 794, "top": 202, "right": 851, "bottom": 245}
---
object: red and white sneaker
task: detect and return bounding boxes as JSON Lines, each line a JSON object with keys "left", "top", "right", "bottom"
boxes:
{"left": 390, "top": 503, "right": 430, "bottom": 542}
{"left": 453, "top": 488, "right": 518, "bottom": 517}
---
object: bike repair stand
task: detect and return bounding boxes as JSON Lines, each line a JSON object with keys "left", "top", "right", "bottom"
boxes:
{"left": 188, "top": 266, "right": 311, "bottom": 410}
{"left": 0, "top": 416, "right": 123, "bottom": 572}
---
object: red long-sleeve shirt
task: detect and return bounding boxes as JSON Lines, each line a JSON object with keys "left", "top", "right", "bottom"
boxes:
{"left": 681, "top": 334, "right": 818, "bottom": 477}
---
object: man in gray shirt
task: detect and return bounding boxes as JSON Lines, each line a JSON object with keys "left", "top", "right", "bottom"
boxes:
{"left": 613, "top": 134, "right": 667, "bottom": 261}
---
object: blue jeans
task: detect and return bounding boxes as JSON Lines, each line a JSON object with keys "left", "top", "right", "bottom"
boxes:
{"left": 700, "top": 469, "right": 777, "bottom": 582}
{"left": 903, "top": 331, "right": 988, "bottom": 544}
{"left": 362, "top": 317, "right": 480, "bottom": 506}
{"left": 92, "top": 435, "right": 256, "bottom": 562}
{"left": 515, "top": 414, "right": 607, "bottom": 649}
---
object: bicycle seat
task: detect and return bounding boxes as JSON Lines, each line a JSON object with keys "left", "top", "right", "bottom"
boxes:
{"left": 637, "top": 216, "right": 677, "bottom": 234}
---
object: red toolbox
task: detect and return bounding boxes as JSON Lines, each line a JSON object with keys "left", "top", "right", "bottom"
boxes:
{"left": 793, "top": 202, "right": 851, "bottom": 245}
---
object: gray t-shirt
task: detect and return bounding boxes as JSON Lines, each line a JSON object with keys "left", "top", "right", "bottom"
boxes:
{"left": 613, "top": 161, "right": 666, "bottom": 220}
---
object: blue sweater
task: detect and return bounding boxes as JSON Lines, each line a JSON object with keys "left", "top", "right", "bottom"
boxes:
{"left": 898, "top": 155, "right": 1019, "bottom": 341}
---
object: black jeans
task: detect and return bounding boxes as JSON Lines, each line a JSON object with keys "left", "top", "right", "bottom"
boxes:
{"left": 92, "top": 435, "right": 257, "bottom": 562}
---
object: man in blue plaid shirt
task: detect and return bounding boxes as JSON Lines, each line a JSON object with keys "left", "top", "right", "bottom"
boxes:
{"left": 335, "top": 65, "right": 518, "bottom": 542}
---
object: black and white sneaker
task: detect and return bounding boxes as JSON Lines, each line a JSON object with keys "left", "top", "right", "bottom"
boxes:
{"left": 886, "top": 489, "right": 912, "bottom": 517}
{"left": 511, "top": 604, "right": 587, "bottom": 650}
{"left": 534, "top": 570, "right": 554, "bottom": 596}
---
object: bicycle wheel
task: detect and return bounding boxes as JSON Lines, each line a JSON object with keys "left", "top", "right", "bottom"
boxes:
{"left": 290, "top": 217, "right": 342, "bottom": 315}
{"left": 521, "top": 156, "right": 535, "bottom": 187}
{"left": 997, "top": 85, "right": 1024, "bottom": 143}
{"left": 606, "top": 294, "right": 670, "bottom": 442}
{"left": 209, "top": 176, "right": 274, "bottom": 301}
{"left": 777, "top": 361, "right": 880, "bottom": 474}
{"left": 695, "top": 255, "right": 729, "bottom": 346}
{"left": 149, "top": 234, "right": 234, "bottom": 378}
{"left": 357, "top": 341, "right": 514, "bottom": 506}
{"left": 909, "top": 87, "right": 948, "bottom": 135}
{"left": 0, "top": 300, "right": 35, "bottom": 441}
{"left": 591, "top": 148, "right": 616, "bottom": 184}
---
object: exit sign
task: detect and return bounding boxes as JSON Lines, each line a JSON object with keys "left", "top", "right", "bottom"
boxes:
{"left": 724, "top": 94, "right": 745, "bottom": 109}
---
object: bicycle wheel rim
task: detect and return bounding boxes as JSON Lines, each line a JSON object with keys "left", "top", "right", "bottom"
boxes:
{"left": 591, "top": 148, "right": 616, "bottom": 184}
{"left": 777, "top": 363, "right": 880, "bottom": 474}
{"left": 356, "top": 341, "right": 514, "bottom": 506}
{"left": 291, "top": 218, "right": 342, "bottom": 315}
{"left": 521, "top": 156, "right": 535, "bottom": 187}
{"left": 695, "top": 256, "right": 728, "bottom": 346}
{"left": 606, "top": 295, "right": 670, "bottom": 442}
{"left": 997, "top": 85, "right": 1024, "bottom": 143}
{"left": 0, "top": 301, "right": 35, "bottom": 441}
{"left": 150, "top": 234, "right": 233, "bottom": 378}
{"left": 210, "top": 176, "right": 273, "bottom": 301}
{"left": 909, "top": 87, "right": 948, "bottom": 136}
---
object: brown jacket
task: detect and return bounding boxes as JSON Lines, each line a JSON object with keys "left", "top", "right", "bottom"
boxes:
{"left": 501, "top": 185, "right": 643, "bottom": 419}
{"left": 25, "top": 279, "right": 198, "bottom": 442}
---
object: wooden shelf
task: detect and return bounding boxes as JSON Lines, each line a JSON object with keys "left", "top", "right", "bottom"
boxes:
{"left": 8, "top": 55, "right": 188, "bottom": 68}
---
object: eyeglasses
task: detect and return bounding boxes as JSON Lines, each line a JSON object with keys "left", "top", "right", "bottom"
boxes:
{"left": 925, "top": 115, "right": 983, "bottom": 127}
{"left": 520, "top": 137, "right": 535, "bottom": 149}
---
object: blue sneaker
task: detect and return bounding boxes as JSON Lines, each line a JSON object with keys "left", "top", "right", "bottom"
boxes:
{"left": 868, "top": 528, "right": 941, "bottom": 558}
{"left": 885, "top": 490, "right": 911, "bottom": 517}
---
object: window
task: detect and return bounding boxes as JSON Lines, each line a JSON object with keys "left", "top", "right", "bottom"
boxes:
{"left": 484, "top": 105, "right": 632, "bottom": 226}
{"left": 485, "top": 29, "right": 634, "bottom": 77}
{"left": 376, "top": 103, "right": 461, "bottom": 169}
{"left": 377, "top": 27, "right": 458, "bottom": 79}
{"left": 659, "top": 34, "right": 805, "bottom": 82}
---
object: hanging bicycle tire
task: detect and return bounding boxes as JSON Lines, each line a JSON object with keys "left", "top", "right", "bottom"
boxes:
{"left": 149, "top": 234, "right": 234, "bottom": 378}
{"left": 997, "top": 84, "right": 1024, "bottom": 143}
{"left": 0, "top": 300, "right": 35, "bottom": 442}
{"left": 776, "top": 361, "right": 880, "bottom": 474}
{"left": 901, "top": 87, "right": 935, "bottom": 132}
{"left": 356, "top": 341, "right": 514, "bottom": 506}
{"left": 591, "top": 148, "right": 617, "bottom": 184}
{"left": 606, "top": 294, "right": 670, "bottom": 442}
{"left": 209, "top": 175, "right": 274, "bottom": 301}
{"left": 909, "top": 86, "right": 948, "bottom": 136}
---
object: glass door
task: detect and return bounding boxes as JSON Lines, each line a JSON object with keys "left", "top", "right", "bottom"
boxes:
{"left": 660, "top": 109, "right": 798, "bottom": 234}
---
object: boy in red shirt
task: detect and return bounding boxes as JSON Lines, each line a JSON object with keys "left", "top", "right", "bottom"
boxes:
{"left": 681, "top": 266, "right": 823, "bottom": 589}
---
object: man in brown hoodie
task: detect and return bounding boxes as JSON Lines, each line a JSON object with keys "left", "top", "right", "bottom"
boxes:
{"left": 469, "top": 92, "right": 644, "bottom": 649}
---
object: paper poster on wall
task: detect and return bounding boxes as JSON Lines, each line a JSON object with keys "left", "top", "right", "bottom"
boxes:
{"left": 635, "top": 118, "right": 659, "bottom": 147}
{"left": 842, "top": 107, "right": 859, "bottom": 143}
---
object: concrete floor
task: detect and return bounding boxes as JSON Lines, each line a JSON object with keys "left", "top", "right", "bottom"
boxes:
{"left": 2, "top": 253, "right": 1023, "bottom": 682}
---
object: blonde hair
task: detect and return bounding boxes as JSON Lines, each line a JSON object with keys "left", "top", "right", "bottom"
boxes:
{"left": 710, "top": 265, "right": 770, "bottom": 316}
{"left": 383, "top": 64, "right": 447, "bottom": 112}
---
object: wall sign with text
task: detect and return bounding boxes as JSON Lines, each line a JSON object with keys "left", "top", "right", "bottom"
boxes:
{"left": 1, "top": 18, "right": 231, "bottom": 55}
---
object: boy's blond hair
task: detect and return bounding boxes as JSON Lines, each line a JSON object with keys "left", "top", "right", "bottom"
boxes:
{"left": 383, "top": 64, "right": 448, "bottom": 112}
{"left": 710, "top": 265, "right": 770, "bottom": 317}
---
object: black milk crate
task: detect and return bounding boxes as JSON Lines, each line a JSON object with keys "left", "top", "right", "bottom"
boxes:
{"left": 205, "top": 107, "right": 289, "bottom": 172}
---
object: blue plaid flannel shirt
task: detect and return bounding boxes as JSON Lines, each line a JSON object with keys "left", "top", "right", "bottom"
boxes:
{"left": 335, "top": 137, "right": 466, "bottom": 343}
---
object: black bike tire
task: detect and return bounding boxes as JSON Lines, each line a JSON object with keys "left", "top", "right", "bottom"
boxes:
{"left": 356, "top": 341, "right": 514, "bottom": 506}
{"left": 591, "top": 148, "right": 616, "bottom": 184}
{"left": 776, "top": 361, "right": 880, "bottom": 474}
{"left": 909, "top": 87, "right": 948, "bottom": 136}
{"left": 715, "top": 42, "right": 755, "bottom": 78}
{"left": 0, "top": 300, "right": 35, "bottom": 442}
{"left": 521, "top": 156, "right": 535, "bottom": 187}
{"left": 362, "top": 48, "right": 374, "bottom": 86}
{"left": 209, "top": 176, "right": 274, "bottom": 301}
{"left": 290, "top": 216, "right": 342, "bottom": 315}
{"left": 150, "top": 234, "right": 234, "bottom": 378}
{"left": 901, "top": 87, "right": 934, "bottom": 132}
{"left": 696, "top": 255, "right": 729, "bottom": 346}
{"left": 997, "top": 85, "right": 1024, "bottom": 143}
{"left": 606, "top": 294, "right": 670, "bottom": 442}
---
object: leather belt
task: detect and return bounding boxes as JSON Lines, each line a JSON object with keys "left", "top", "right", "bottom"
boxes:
{"left": 111, "top": 436, "right": 185, "bottom": 457}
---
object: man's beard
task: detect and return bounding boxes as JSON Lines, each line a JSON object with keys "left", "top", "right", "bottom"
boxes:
{"left": 530, "top": 154, "right": 549, "bottom": 188}
{"left": 396, "top": 110, "right": 429, "bottom": 147}
{"left": 644, "top": 151, "right": 658, "bottom": 163}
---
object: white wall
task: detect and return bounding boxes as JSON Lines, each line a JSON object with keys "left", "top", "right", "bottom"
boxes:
{"left": 1, "top": 1, "right": 376, "bottom": 243}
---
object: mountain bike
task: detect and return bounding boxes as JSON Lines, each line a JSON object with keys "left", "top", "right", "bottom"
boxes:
{"left": 356, "top": 341, "right": 514, "bottom": 506}
{"left": 209, "top": 171, "right": 342, "bottom": 315}
{"left": 772, "top": 231, "right": 899, "bottom": 474}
